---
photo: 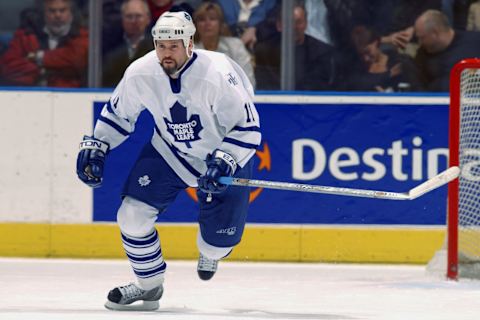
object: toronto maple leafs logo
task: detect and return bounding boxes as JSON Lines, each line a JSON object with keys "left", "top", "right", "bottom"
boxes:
{"left": 138, "top": 175, "right": 151, "bottom": 187}
{"left": 164, "top": 101, "right": 203, "bottom": 148}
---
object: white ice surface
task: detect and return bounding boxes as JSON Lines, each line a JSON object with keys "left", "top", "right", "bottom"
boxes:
{"left": 0, "top": 258, "right": 479, "bottom": 320}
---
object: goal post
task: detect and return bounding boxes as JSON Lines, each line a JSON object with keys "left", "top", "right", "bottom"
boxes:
{"left": 445, "top": 58, "right": 480, "bottom": 280}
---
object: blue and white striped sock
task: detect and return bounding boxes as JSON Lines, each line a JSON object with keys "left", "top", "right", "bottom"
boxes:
{"left": 121, "top": 229, "right": 166, "bottom": 290}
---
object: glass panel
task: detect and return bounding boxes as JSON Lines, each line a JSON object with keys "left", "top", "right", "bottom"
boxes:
{"left": 2, "top": 1, "right": 472, "bottom": 92}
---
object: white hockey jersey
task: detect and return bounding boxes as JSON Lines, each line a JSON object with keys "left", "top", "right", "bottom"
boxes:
{"left": 94, "top": 49, "right": 261, "bottom": 186}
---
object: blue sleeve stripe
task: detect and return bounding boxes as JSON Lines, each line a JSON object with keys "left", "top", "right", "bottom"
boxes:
{"left": 98, "top": 115, "right": 130, "bottom": 136}
{"left": 223, "top": 137, "right": 259, "bottom": 149}
{"left": 154, "top": 125, "right": 202, "bottom": 177}
{"left": 105, "top": 100, "right": 114, "bottom": 114}
{"left": 232, "top": 125, "right": 261, "bottom": 132}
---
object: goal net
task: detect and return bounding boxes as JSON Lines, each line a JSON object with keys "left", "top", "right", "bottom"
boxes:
{"left": 428, "top": 59, "right": 480, "bottom": 280}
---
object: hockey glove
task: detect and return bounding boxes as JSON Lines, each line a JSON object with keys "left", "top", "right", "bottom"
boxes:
{"left": 198, "top": 150, "right": 237, "bottom": 194}
{"left": 76, "top": 136, "right": 110, "bottom": 188}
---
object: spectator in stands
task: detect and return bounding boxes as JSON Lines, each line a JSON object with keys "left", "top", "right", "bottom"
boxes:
{"left": 414, "top": 9, "right": 480, "bottom": 91}
{"left": 101, "top": 0, "right": 195, "bottom": 59}
{"left": 443, "top": 0, "right": 477, "bottom": 30}
{"left": 304, "top": 0, "right": 332, "bottom": 45}
{"left": 193, "top": 1, "right": 255, "bottom": 87}
{"left": 216, "top": 0, "right": 277, "bottom": 51}
{"left": 254, "top": 2, "right": 336, "bottom": 91}
{"left": 467, "top": 0, "right": 480, "bottom": 31}
{"left": 322, "top": 0, "right": 441, "bottom": 61}
{"left": 373, "top": 1, "right": 442, "bottom": 52}
{"left": 147, "top": 0, "right": 174, "bottom": 21}
{"left": 102, "top": 0, "right": 153, "bottom": 87}
{"left": 0, "top": 0, "right": 88, "bottom": 87}
{"left": 146, "top": 0, "right": 196, "bottom": 24}
{"left": 346, "top": 25, "right": 423, "bottom": 92}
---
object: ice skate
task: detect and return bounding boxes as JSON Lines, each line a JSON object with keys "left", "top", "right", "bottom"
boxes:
{"left": 104, "top": 283, "right": 163, "bottom": 311}
{"left": 197, "top": 253, "right": 219, "bottom": 280}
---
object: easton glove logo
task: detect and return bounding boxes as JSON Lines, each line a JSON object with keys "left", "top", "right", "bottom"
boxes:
{"left": 164, "top": 101, "right": 203, "bottom": 148}
{"left": 185, "top": 141, "right": 271, "bottom": 203}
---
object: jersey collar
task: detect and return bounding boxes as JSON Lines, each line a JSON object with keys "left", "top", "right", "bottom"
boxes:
{"left": 169, "top": 52, "right": 198, "bottom": 94}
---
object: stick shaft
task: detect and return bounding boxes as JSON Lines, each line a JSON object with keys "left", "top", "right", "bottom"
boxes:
{"left": 219, "top": 177, "right": 409, "bottom": 200}
{"left": 218, "top": 166, "right": 460, "bottom": 201}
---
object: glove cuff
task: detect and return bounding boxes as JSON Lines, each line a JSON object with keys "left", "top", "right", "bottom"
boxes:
{"left": 213, "top": 150, "right": 237, "bottom": 174}
{"left": 79, "top": 136, "right": 110, "bottom": 154}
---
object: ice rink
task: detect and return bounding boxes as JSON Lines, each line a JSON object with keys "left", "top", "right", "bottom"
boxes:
{"left": 0, "top": 258, "right": 479, "bottom": 320}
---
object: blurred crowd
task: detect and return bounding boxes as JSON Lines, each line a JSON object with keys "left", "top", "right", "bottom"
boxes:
{"left": 1, "top": 0, "right": 480, "bottom": 92}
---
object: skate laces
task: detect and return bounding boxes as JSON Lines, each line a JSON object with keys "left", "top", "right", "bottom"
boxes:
{"left": 198, "top": 254, "right": 218, "bottom": 272}
{"left": 119, "top": 283, "right": 145, "bottom": 299}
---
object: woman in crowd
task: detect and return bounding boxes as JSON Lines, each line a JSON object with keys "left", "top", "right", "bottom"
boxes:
{"left": 193, "top": 1, "right": 256, "bottom": 87}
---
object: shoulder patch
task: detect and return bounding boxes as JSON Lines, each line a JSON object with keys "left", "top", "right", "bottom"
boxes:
{"left": 225, "top": 72, "right": 238, "bottom": 86}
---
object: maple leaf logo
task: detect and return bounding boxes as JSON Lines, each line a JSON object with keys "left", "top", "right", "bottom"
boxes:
{"left": 138, "top": 175, "right": 151, "bottom": 187}
{"left": 164, "top": 102, "right": 203, "bottom": 148}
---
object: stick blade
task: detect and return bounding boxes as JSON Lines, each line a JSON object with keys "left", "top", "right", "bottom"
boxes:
{"left": 407, "top": 166, "right": 460, "bottom": 200}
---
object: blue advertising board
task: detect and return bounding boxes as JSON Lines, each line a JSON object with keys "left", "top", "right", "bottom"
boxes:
{"left": 93, "top": 96, "right": 449, "bottom": 225}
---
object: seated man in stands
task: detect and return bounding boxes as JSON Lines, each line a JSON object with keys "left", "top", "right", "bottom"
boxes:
{"left": 0, "top": 0, "right": 88, "bottom": 87}
{"left": 346, "top": 25, "right": 423, "bottom": 92}
{"left": 102, "top": 0, "right": 153, "bottom": 87}
{"left": 414, "top": 9, "right": 480, "bottom": 92}
{"left": 254, "top": 2, "right": 336, "bottom": 91}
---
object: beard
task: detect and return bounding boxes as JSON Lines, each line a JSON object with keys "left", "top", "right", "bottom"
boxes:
{"left": 47, "top": 22, "right": 71, "bottom": 36}
{"left": 160, "top": 59, "right": 178, "bottom": 75}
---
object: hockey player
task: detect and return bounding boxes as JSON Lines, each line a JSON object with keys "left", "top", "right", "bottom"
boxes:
{"left": 76, "top": 11, "right": 260, "bottom": 311}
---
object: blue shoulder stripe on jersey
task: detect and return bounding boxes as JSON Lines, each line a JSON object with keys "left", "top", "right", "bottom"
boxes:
{"left": 154, "top": 125, "right": 202, "bottom": 177}
{"left": 98, "top": 115, "right": 130, "bottom": 136}
{"left": 169, "top": 52, "right": 198, "bottom": 94}
{"left": 232, "top": 125, "right": 261, "bottom": 132}
{"left": 223, "top": 137, "right": 259, "bottom": 149}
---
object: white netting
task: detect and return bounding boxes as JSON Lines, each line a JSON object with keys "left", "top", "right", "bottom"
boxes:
{"left": 427, "top": 68, "right": 480, "bottom": 279}
{"left": 456, "top": 68, "right": 480, "bottom": 278}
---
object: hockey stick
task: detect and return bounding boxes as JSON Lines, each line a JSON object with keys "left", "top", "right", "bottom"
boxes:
{"left": 218, "top": 166, "right": 460, "bottom": 200}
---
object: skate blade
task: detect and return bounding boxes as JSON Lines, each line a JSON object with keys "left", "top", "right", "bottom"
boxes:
{"left": 104, "top": 300, "right": 159, "bottom": 311}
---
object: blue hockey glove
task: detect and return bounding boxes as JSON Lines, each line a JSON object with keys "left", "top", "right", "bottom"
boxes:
{"left": 198, "top": 150, "right": 237, "bottom": 194}
{"left": 76, "top": 136, "right": 110, "bottom": 188}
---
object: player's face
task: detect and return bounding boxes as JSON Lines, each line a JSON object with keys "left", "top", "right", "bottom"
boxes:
{"left": 155, "top": 39, "right": 189, "bottom": 75}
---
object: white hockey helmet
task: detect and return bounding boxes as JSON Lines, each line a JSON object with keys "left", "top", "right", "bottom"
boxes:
{"left": 151, "top": 11, "right": 196, "bottom": 55}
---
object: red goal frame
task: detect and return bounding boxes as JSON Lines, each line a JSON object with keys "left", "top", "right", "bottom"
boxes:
{"left": 448, "top": 58, "right": 480, "bottom": 280}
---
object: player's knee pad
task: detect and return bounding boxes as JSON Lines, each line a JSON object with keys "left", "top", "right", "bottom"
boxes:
{"left": 117, "top": 196, "right": 159, "bottom": 237}
{"left": 197, "top": 232, "right": 233, "bottom": 260}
